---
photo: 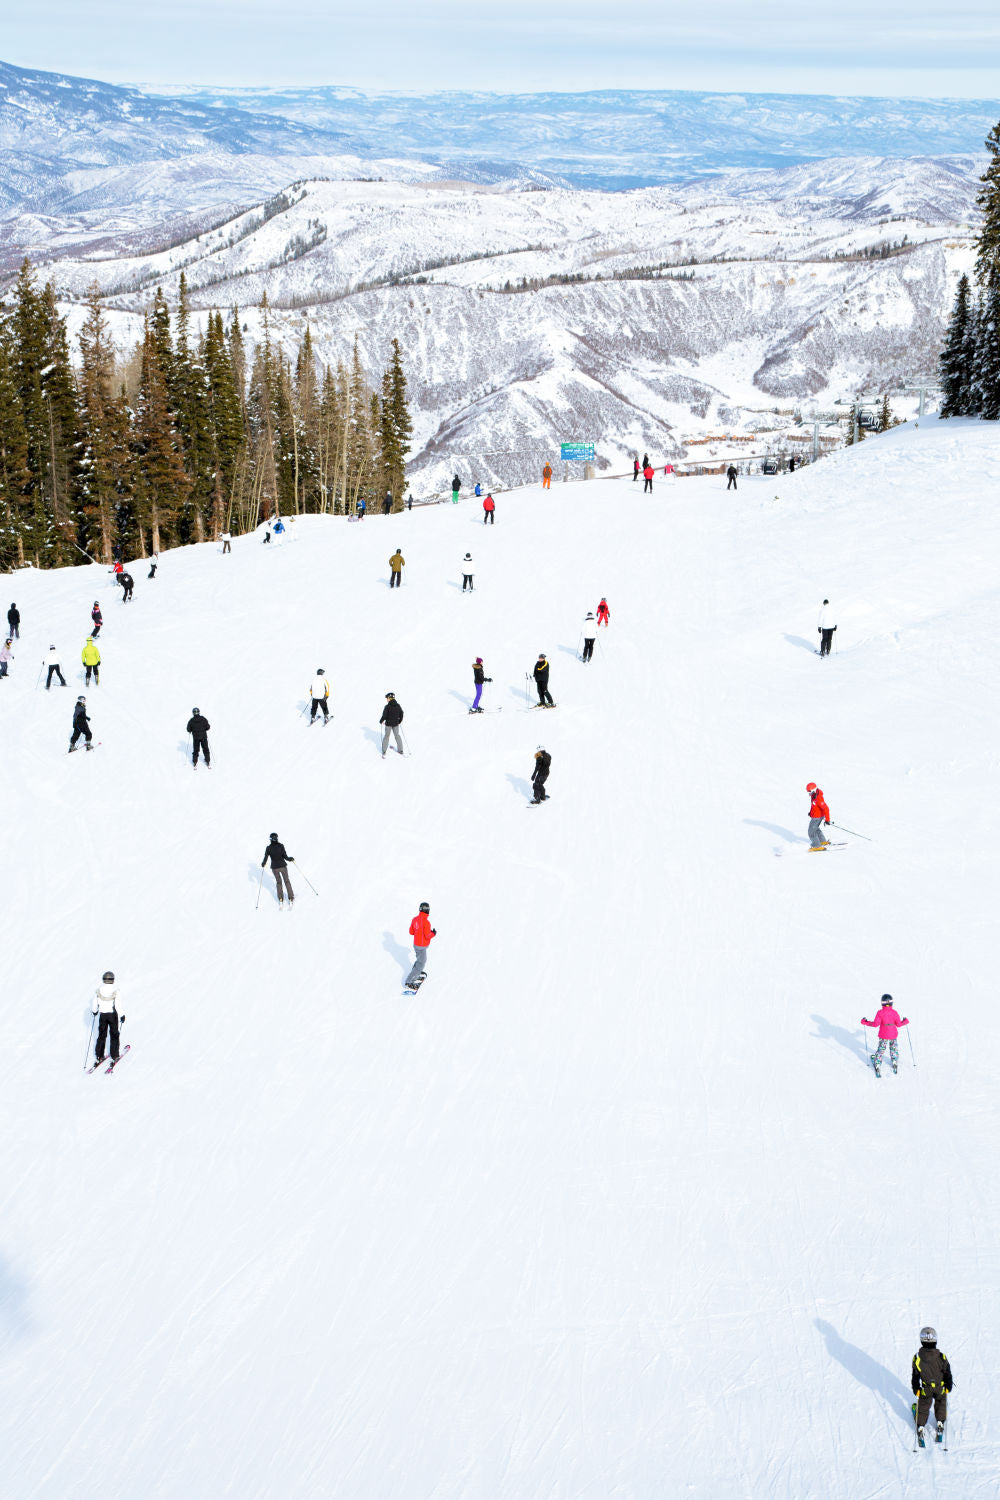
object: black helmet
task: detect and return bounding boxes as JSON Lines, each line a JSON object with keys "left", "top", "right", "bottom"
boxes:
{"left": 269, "top": 832, "right": 278, "bottom": 841}
{"left": 102, "top": 971, "right": 114, "bottom": 983}
{"left": 419, "top": 902, "right": 430, "bottom": 913}
{"left": 386, "top": 692, "right": 395, "bottom": 699}
{"left": 881, "top": 993, "right": 893, "bottom": 1003}
{"left": 317, "top": 668, "right": 325, "bottom": 675}
{"left": 192, "top": 707, "right": 200, "bottom": 715}
{"left": 77, "top": 695, "right": 86, "bottom": 703}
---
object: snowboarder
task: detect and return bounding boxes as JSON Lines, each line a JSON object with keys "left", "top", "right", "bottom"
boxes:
{"left": 818, "top": 599, "right": 837, "bottom": 657}
{"left": 805, "top": 782, "right": 830, "bottom": 849}
{"left": 92, "top": 970, "right": 124, "bottom": 1066}
{"left": 147, "top": 553, "right": 158, "bottom": 578}
{"left": 91, "top": 601, "right": 103, "bottom": 637}
{"left": 405, "top": 901, "right": 435, "bottom": 990}
{"left": 596, "top": 598, "right": 610, "bottom": 627}
{"left": 542, "top": 462, "right": 552, "bottom": 490}
{"left": 7, "top": 603, "right": 19, "bottom": 639}
{"left": 380, "top": 692, "right": 404, "bottom": 757}
{"left": 533, "top": 654, "right": 554, "bottom": 707}
{"left": 221, "top": 531, "right": 232, "bottom": 554}
{"left": 0, "top": 639, "right": 12, "bottom": 678}
{"left": 82, "top": 636, "right": 101, "bottom": 686}
{"left": 861, "top": 995, "right": 909, "bottom": 1076}
{"left": 309, "top": 669, "right": 331, "bottom": 722}
{"left": 470, "top": 657, "right": 492, "bottom": 712}
{"left": 121, "top": 572, "right": 134, "bottom": 603}
{"left": 186, "top": 707, "right": 211, "bottom": 767}
{"left": 912, "top": 1328, "right": 952, "bottom": 1446}
{"left": 389, "top": 549, "right": 405, "bottom": 588}
{"left": 483, "top": 493, "right": 495, "bottom": 524}
{"left": 531, "top": 746, "right": 551, "bottom": 803}
{"left": 461, "top": 554, "right": 475, "bottom": 591}
{"left": 382, "top": 490, "right": 392, "bottom": 516}
{"left": 69, "top": 696, "right": 93, "bottom": 751}
{"left": 581, "top": 612, "right": 597, "bottom": 662}
{"left": 643, "top": 462, "right": 654, "bottom": 493}
{"left": 726, "top": 465, "right": 738, "bottom": 490}
{"left": 451, "top": 474, "right": 461, "bottom": 504}
{"left": 44, "top": 645, "right": 66, "bottom": 689}
{"left": 261, "top": 833, "right": 295, "bottom": 905}
{"left": 633, "top": 458, "right": 640, "bottom": 482}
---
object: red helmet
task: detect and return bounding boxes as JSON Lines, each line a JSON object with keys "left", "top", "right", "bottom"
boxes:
{"left": 806, "top": 782, "right": 818, "bottom": 792}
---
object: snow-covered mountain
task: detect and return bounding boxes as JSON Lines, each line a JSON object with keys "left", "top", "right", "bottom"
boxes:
{"left": 3, "top": 417, "right": 1000, "bottom": 1497}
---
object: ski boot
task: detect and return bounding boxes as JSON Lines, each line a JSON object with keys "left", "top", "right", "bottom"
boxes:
{"left": 936, "top": 1422, "right": 945, "bottom": 1443}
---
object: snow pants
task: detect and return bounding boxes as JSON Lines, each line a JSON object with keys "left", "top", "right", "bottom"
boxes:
{"left": 472, "top": 683, "right": 483, "bottom": 710}
{"left": 192, "top": 733, "right": 210, "bottom": 765}
{"left": 542, "top": 475, "right": 551, "bottom": 489}
{"left": 273, "top": 866, "right": 294, "bottom": 902}
{"left": 85, "top": 664, "right": 99, "bottom": 686}
{"left": 95, "top": 1010, "right": 120, "bottom": 1063}
{"left": 582, "top": 638, "right": 594, "bottom": 662}
{"left": 643, "top": 477, "right": 653, "bottom": 492}
{"left": 483, "top": 511, "right": 494, "bottom": 524}
{"left": 916, "top": 1392, "right": 947, "bottom": 1427}
{"left": 70, "top": 723, "right": 92, "bottom": 748}
{"left": 536, "top": 684, "right": 554, "bottom": 706}
{"left": 310, "top": 697, "right": 329, "bottom": 720}
{"left": 462, "top": 574, "right": 474, "bottom": 591}
{"left": 727, "top": 475, "right": 737, "bottom": 490}
{"left": 382, "top": 725, "right": 404, "bottom": 756}
{"left": 872, "top": 1037, "right": 899, "bottom": 1071}
{"left": 46, "top": 665, "right": 66, "bottom": 688}
{"left": 808, "top": 818, "right": 827, "bottom": 848}
{"left": 819, "top": 628, "right": 834, "bottom": 656}
{"left": 406, "top": 947, "right": 428, "bottom": 986}
{"left": 390, "top": 571, "right": 401, "bottom": 587}
{"left": 532, "top": 771, "right": 549, "bottom": 802}
{"left": 222, "top": 540, "right": 231, "bottom": 553}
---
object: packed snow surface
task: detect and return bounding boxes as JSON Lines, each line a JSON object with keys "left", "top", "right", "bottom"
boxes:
{"left": 3, "top": 417, "right": 1000, "bottom": 1497}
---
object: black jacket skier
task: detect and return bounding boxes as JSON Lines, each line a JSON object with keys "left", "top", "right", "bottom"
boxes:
{"left": 7, "top": 603, "right": 19, "bottom": 638}
{"left": 380, "top": 695, "right": 404, "bottom": 728}
{"left": 533, "top": 654, "right": 554, "bottom": 706}
{"left": 532, "top": 748, "right": 551, "bottom": 803}
{"left": 262, "top": 834, "right": 294, "bottom": 904}
{"left": 186, "top": 710, "right": 211, "bottom": 767}
{"left": 121, "top": 572, "right": 134, "bottom": 601}
{"left": 911, "top": 1329, "right": 952, "bottom": 1436}
{"left": 69, "top": 697, "right": 93, "bottom": 751}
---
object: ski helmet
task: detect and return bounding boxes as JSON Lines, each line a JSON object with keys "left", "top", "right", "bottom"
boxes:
{"left": 102, "top": 971, "right": 114, "bottom": 983}
{"left": 386, "top": 692, "right": 395, "bottom": 699}
{"left": 77, "top": 695, "right": 86, "bottom": 703}
{"left": 806, "top": 782, "right": 817, "bottom": 792}
{"left": 317, "top": 668, "right": 324, "bottom": 675}
{"left": 823, "top": 598, "right": 830, "bottom": 605}
{"left": 465, "top": 553, "right": 471, "bottom": 559}
{"left": 93, "top": 600, "right": 99, "bottom": 606}
{"left": 49, "top": 643, "right": 56, "bottom": 650}
{"left": 419, "top": 902, "right": 430, "bottom": 913}
{"left": 920, "top": 1327, "right": 937, "bottom": 1344}
{"left": 269, "top": 832, "right": 278, "bottom": 841}
{"left": 881, "top": 993, "right": 893, "bottom": 1004}
{"left": 193, "top": 707, "right": 200, "bottom": 716}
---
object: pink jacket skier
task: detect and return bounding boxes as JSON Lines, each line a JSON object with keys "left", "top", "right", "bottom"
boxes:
{"left": 861, "top": 995, "right": 909, "bottom": 1076}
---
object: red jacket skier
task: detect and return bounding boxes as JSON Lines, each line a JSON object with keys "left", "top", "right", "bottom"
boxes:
{"left": 806, "top": 782, "right": 831, "bottom": 849}
{"left": 596, "top": 598, "right": 610, "bottom": 626}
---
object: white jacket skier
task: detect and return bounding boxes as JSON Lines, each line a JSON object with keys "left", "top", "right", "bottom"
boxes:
{"left": 817, "top": 602, "right": 837, "bottom": 630}
{"left": 581, "top": 613, "right": 598, "bottom": 662}
{"left": 93, "top": 978, "right": 122, "bottom": 1015}
{"left": 310, "top": 674, "right": 330, "bottom": 702}
{"left": 461, "top": 555, "right": 475, "bottom": 576}
{"left": 91, "top": 971, "right": 124, "bottom": 1067}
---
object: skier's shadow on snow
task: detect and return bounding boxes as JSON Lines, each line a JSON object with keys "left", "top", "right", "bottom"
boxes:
{"left": 810, "top": 1014, "right": 867, "bottom": 1065}
{"left": 0, "top": 1254, "right": 31, "bottom": 1344}
{"left": 382, "top": 930, "right": 412, "bottom": 978}
{"left": 362, "top": 727, "right": 382, "bottom": 752}
{"left": 814, "top": 1320, "right": 913, "bottom": 1424}
{"left": 506, "top": 772, "right": 533, "bottom": 801}
{"left": 785, "top": 634, "right": 818, "bottom": 654}
{"left": 743, "top": 819, "right": 804, "bottom": 845}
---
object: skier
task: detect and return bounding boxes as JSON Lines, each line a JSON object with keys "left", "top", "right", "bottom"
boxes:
{"left": 356, "top": 499, "right": 366, "bottom": 520}
{"left": 382, "top": 490, "right": 392, "bottom": 516}
{"left": 389, "top": 549, "right": 405, "bottom": 588}
{"left": 273, "top": 519, "right": 285, "bottom": 538}
{"left": 474, "top": 482, "right": 482, "bottom": 497}
{"left": 642, "top": 452, "right": 649, "bottom": 470}
{"left": 405, "top": 901, "right": 435, "bottom": 990}
{"left": 69, "top": 696, "right": 93, "bottom": 751}
{"left": 44, "top": 644, "right": 66, "bottom": 689}
{"left": 451, "top": 474, "right": 461, "bottom": 505}
{"left": 643, "top": 462, "right": 654, "bottom": 493}
{"left": 633, "top": 458, "right": 640, "bottom": 482}
{"left": 581, "top": 612, "right": 597, "bottom": 662}
{"left": 82, "top": 635, "right": 101, "bottom": 686}
{"left": 789, "top": 456, "right": 797, "bottom": 473}
{"left": 91, "top": 601, "right": 103, "bottom": 637}
{"left": 861, "top": 995, "right": 909, "bottom": 1077}
{"left": 263, "top": 522, "right": 272, "bottom": 544}
{"left": 533, "top": 653, "right": 554, "bottom": 706}
{"left": 531, "top": 746, "right": 551, "bottom": 803}
{"left": 542, "top": 462, "right": 552, "bottom": 490}
{"left": 726, "top": 464, "right": 738, "bottom": 491}
{"left": 113, "top": 560, "right": 123, "bottom": 579}
{"left": 7, "top": 603, "right": 19, "bottom": 639}
{"left": 121, "top": 572, "right": 134, "bottom": 603}
{"left": 222, "top": 531, "right": 232, "bottom": 554}
{"left": 818, "top": 599, "right": 837, "bottom": 657}
{"left": 186, "top": 707, "right": 211, "bottom": 767}
{"left": 911, "top": 1328, "right": 952, "bottom": 1446}
{"left": 261, "top": 833, "right": 295, "bottom": 905}
{"left": 461, "top": 553, "right": 475, "bottom": 592}
{"left": 470, "top": 657, "right": 492, "bottom": 712}
{"left": 805, "top": 782, "right": 831, "bottom": 849}
{"left": 148, "top": 553, "right": 158, "bottom": 579}
{"left": 406, "top": 493, "right": 414, "bottom": 511}
{"left": 92, "top": 970, "right": 124, "bottom": 1067}
{"left": 596, "top": 598, "right": 610, "bottom": 627}
{"left": 483, "top": 493, "right": 495, "bottom": 524}
{"left": 0, "top": 639, "right": 12, "bottom": 678}
{"left": 380, "top": 692, "right": 405, "bottom": 757}
{"left": 309, "top": 669, "right": 331, "bottom": 723}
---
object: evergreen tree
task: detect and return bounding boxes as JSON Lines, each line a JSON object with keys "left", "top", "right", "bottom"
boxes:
{"left": 377, "top": 339, "right": 413, "bottom": 508}
{"left": 77, "top": 285, "right": 121, "bottom": 561}
{"left": 134, "top": 318, "right": 190, "bottom": 552}
{"left": 0, "top": 318, "right": 30, "bottom": 569}
{"left": 975, "top": 282, "right": 1000, "bottom": 421}
{"left": 939, "top": 273, "right": 973, "bottom": 417}
{"left": 975, "top": 120, "right": 1000, "bottom": 291}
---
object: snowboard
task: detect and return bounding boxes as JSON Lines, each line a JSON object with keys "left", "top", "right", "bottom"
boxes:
{"left": 403, "top": 973, "right": 426, "bottom": 994}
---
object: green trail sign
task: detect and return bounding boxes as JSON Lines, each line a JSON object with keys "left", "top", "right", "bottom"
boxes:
{"left": 560, "top": 442, "right": 594, "bottom": 461}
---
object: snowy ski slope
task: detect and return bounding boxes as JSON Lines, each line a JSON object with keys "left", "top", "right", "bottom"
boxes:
{"left": 2, "top": 416, "right": 1000, "bottom": 1497}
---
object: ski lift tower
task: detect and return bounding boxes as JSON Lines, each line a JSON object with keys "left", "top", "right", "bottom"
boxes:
{"left": 834, "top": 394, "right": 880, "bottom": 444}
{"left": 802, "top": 403, "right": 842, "bottom": 461}
{"left": 901, "top": 379, "right": 941, "bottom": 420}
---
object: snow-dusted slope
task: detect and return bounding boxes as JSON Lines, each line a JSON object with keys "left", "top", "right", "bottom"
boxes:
{"left": 2, "top": 416, "right": 1000, "bottom": 1497}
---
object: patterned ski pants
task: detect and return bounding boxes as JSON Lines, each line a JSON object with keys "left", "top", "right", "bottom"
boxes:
{"left": 872, "top": 1038, "right": 899, "bottom": 1071}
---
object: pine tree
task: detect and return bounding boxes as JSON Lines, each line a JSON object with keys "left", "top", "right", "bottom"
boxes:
{"left": 377, "top": 339, "right": 413, "bottom": 508}
{"left": 975, "top": 282, "right": 1000, "bottom": 421}
{"left": 939, "top": 273, "right": 973, "bottom": 417}
{"left": 134, "top": 318, "right": 190, "bottom": 551}
{"left": 876, "top": 393, "right": 895, "bottom": 432}
{"left": 77, "top": 285, "right": 120, "bottom": 562}
{"left": 0, "top": 316, "right": 30, "bottom": 569}
{"left": 975, "top": 120, "right": 1000, "bottom": 291}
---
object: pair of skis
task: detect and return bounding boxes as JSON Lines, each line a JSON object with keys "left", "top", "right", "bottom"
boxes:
{"left": 87, "top": 1044, "right": 131, "bottom": 1075}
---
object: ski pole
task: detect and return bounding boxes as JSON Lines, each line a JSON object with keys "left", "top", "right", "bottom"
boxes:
{"left": 255, "top": 865, "right": 265, "bottom": 910}
{"left": 401, "top": 729, "right": 411, "bottom": 757}
{"left": 906, "top": 1026, "right": 916, "bottom": 1068}
{"left": 300, "top": 701, "right": 310, "bottom": 718}
{"left": 525, "top": 672, "right": 530, "bottom": 706}
{"left": 83, "top": 1012, "right": 96, "bottom": 1070}
{"left": 831, "top": 823, "right": 873, "bottom": 842}
{"left": 294, "top": 866, "right": 319, "bottom": 897}
{"left": 35, "top": 662, "right": 44, "bottom": 690}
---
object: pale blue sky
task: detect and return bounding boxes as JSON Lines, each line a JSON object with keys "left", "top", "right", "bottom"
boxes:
{"left": 6, "top": 0, "right": 1000, "bottom": 96}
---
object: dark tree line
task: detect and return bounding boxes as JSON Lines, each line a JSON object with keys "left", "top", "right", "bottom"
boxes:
{"left": 940, "top": 121, "right": 1000, "bottom": 420}
{"left": 0, "top": 263, "right": 412, "bottom": 570}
